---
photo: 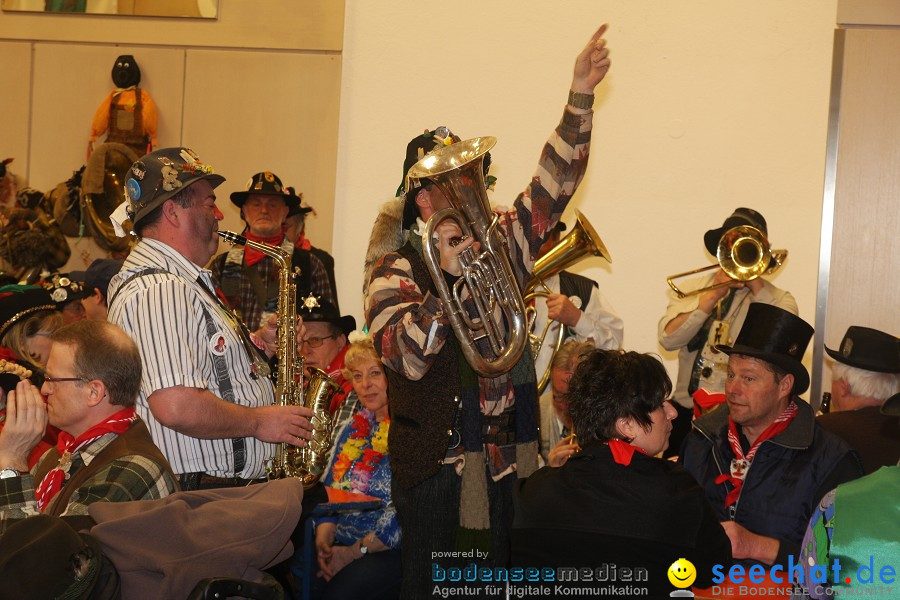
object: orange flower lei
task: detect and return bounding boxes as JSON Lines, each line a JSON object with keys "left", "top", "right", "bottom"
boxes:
{"left": 330, "top": 409, "right": 390, "bottom": 490}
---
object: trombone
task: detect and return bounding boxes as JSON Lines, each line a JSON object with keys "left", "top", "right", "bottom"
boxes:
{"left": 666, "top": 225, "right": 787, "bottom": 299}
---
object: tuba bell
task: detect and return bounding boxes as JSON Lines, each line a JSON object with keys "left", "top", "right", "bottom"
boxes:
{"left": 523, "top": 210, "right": 611, "bottom": 395}
{"left": 408, "top": 136, "right": 527, "bottom": 377}
{"left": 666, "top": 225, "right": 788, "bottom": 299}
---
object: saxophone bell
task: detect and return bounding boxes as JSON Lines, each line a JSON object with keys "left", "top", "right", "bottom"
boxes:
{"left": 217, "top": 229, "right": 339, "bottom": 488}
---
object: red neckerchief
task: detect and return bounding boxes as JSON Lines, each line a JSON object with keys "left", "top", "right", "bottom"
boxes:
{"left": 692, "top": 388, "right": 726, "bottom": 419}
{"left": 36, "top": 407, "right": 137, "bottom": 511}
{"left": 715, "top": 400, "right": 799, "bottom": 508}
{"left": 244, "top": 232, "right": 285, "bottom": 266}
{"left": 295, "top": 232, "right": 312, "bottom": 251}
{"left": 606, "top": 439, "right": 649, "bottom": 466}
{"left": 324, "top": 345, "right": 353, "bottom": 414}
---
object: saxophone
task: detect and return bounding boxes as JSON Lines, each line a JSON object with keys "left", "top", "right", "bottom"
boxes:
{"left": 218, "top": 231, "right": 339, "bottom": 487}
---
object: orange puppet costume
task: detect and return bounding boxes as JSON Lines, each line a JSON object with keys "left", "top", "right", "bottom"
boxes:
{"left": 88, "top": 56, "right": 158, "bottom": 159}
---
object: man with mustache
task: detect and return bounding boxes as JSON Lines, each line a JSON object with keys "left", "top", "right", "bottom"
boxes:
{"left": 108, "top": 148, "right": 313, "bottom": 490}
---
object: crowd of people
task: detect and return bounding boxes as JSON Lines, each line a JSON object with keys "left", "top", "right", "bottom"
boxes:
{"left": 0, "top": 20, "right": 897, "bottom": 600}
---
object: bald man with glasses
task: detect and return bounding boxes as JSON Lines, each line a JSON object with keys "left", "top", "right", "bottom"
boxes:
{"left": 0, "top": 320, "right": 177, "bottom": 519}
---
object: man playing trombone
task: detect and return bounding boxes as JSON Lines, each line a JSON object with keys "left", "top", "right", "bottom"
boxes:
{"left": 364, "top": 23, "right": 611, "bottom": 599}
{"left": 658, "top": 207, "right": 797, "bottom": 457}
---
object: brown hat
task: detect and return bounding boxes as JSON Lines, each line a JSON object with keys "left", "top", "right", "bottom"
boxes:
{"left": 0, "top": 514, "right": 104, "bottom": 600}
{"left": 825, "top": 326, "right": 900, "bottom": 374}
{"left": 716, "top": 303, "right": 813, "bottom": 394}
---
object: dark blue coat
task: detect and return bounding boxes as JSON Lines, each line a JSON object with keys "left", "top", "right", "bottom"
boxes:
{"left": 680, "top": 398, "right": 863, "bottom": 566}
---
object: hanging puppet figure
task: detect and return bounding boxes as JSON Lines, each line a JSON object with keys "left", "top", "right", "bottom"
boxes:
{"left": 87, "top": 55, "right": 158, "bottom": 159}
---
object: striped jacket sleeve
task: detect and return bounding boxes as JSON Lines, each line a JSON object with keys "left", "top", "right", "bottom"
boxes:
{"left": 367, "top": 107, "right": 594, "bottom": 381}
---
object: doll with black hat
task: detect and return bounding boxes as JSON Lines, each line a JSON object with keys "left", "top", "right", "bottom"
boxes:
{"left": 658, "top": 207, "right": 799, "bottom": 458}
{"left": 88, "top": 55, "right": 158, "bottom": 159}
{"left": 680, "top": 304, "right": 863, "bottom": 569}
{"left": 209, "top": 171, "right": 336, "bottom": 332}
{"left": 817, "top": 325, "right": 900, "bottom": 473}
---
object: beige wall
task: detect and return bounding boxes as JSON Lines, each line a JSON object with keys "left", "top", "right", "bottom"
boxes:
{"left": 0, "top": 0, "right": 343, "bottom": 268}
{"left": 335, "top": 0, "right": 840, "bottom": 384}
{"left": 2, "top": 0, "right": 850, "bottom": 387}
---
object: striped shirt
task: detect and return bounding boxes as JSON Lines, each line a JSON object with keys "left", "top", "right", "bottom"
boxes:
{"left": 367, "top": 108, "right": 593, "bottom": 383}
{"left": 108, "top": 238, "right": 276, "bottom": 479}
{"left": 0, "top": 431, "right": 176, "bottom": 519}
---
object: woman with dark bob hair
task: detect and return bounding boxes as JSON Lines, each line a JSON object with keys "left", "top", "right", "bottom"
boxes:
{"left": 511, "top": 349, "right": 731, "bottom": 597}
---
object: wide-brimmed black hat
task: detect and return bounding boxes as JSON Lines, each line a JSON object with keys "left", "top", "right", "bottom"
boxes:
{"left": 298, "top": 298, "right": 355, "bottom": 336}
{"left": 0, "top": 284, "right": 56, "bottom": 338}
{"left": 125, "top": 147, "right": 225, "bottom": 226}
{"left": 230, "top": 171, "right": 302, "bottom": 213}
{"left": 715, "top": 303, "right": 813, "bottom": 394}
{"left": 825, "top": 326, "right": 900, "bottom": 374}
{"left": 40, "top": 272, "right": 91, "bottom": 307}
{"left": 704, "top": 207, "right": 768, "bottom": 257}
{"left": 0, "top": 514, "right": 104, "bottom": 600}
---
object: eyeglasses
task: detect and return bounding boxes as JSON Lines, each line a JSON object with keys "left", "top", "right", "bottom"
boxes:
{"left": 43, "top": 375, "right": 87, "bottom": 386}
{"left": 300, "top": 334, "right": 337, "bottom": 349}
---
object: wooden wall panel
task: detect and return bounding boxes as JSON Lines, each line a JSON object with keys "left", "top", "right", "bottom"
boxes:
{"left": 182, "top": 50, "right": 341, "bottom": 254}
{"left": 0, "top": 41, "right": 32, "bottom": 183}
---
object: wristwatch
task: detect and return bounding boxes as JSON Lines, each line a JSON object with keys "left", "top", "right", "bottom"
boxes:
{"left": 0, "top": 468, "right": 21, "bottom": 479}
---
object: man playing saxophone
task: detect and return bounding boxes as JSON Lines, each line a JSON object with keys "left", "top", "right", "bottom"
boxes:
{"left": 364, "top": 23, "right": 611, "bottom": 598}
{"left": 108, "top": 148, "right": 314, "bottom": 491}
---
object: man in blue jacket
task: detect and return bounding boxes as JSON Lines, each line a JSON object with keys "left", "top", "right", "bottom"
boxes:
{"left": 681, "top": 304, "right": 863, "bottom": 567}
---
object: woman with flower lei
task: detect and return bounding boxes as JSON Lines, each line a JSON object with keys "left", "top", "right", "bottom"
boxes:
{"left": 313, "top": 332, "right": 401, "bottom": 599}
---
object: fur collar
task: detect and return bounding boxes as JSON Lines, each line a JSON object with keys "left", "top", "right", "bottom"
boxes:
{"left": 362, "top": 196, "right": 408, "bottom": 295}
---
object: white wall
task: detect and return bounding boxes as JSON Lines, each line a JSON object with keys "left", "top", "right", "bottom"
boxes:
{"left": 334, "top": 0, "right": 840, "bottom": 383}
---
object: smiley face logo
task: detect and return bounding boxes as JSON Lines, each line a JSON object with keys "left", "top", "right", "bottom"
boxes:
{"left": 667, "top": 558, "right": 697, "bottom": 588}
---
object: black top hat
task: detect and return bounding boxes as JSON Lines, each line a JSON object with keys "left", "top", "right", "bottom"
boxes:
{"left": 825, "top": 326, "right": 900, "bottom": 374}
{"left": 125, "top": 147, "right": 225, "bottom": 226}
{"left": 715, "top": 303, "right": 814, "bottom": 394}
{"left": 230, "top": 171, "right": 302, "bottom": 214}
{"left": 298, "top": 297, "right": 356, "bottom": 337}
{"left": 0, "top": 514, "right": 104, "bottom": 600}
{"left": 704, "top": 207, "right": 768, "bottom": 257}
{"left": 0, "top": 285, "right": 56, "bottom": 339}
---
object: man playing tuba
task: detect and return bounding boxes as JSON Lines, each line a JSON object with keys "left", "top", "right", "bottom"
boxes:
{"left": 364, "top": 23, "right": 611, "bottom": 599}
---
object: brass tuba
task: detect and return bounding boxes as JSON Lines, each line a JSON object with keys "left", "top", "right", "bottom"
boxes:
{"left": 217, "top": 231, "right": 339, "bottom": 487}
{"left": 408, "top": 136, "right": 527, "bottom": 377}
{"left": 666, "top": 225, "right": 787, "bottom": 299}
{"left": 523, "top": 210, "right": 611, "bottom": 394}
